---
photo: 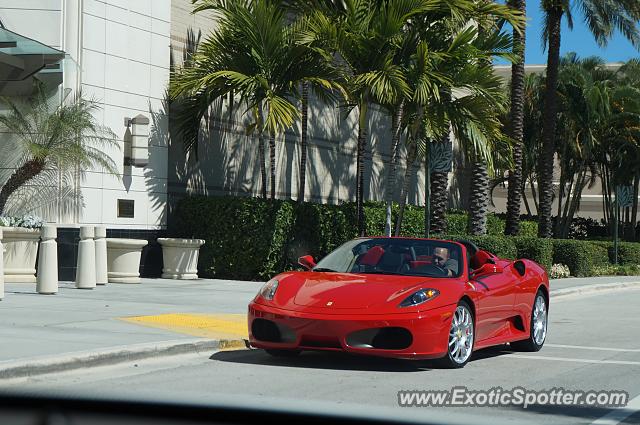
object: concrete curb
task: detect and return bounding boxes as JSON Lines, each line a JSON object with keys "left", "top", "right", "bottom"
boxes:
{"left": 0, "top": 338, "right": 247, "bottom": 380}
{"left": 551, "top": 280, "right": 640, "bottom": 299}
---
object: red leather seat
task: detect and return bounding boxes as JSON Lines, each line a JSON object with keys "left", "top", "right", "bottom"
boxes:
{"left": 471, "top": 250, "right": 494, "bottom": 270}
{"left": 359, "top": 245, "right": 385, "bottom": 266}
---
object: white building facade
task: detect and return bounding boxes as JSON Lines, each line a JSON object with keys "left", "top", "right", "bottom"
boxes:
{"left": 0, "top": 0, "right": 171, "bottom": 230}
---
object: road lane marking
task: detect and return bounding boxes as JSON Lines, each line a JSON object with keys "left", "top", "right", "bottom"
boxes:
{"left": 546, "top": 344, "right": 640, "bottom": 353}
{"left": 505, "top": 354, "right": 640, "bottom": 366}
{"left": 591, "top": 393, "right": 640, "bottom": 425}
{"left": 120, "top": 313, "right": 248, "bottom": 342}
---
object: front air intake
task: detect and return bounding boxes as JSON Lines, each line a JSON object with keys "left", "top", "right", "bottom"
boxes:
{"left": 251, "top": 318, "right": 281, "bottom": 342}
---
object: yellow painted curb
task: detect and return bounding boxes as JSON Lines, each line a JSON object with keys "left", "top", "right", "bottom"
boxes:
{"left": 120, "top": 313, "right": 249, "bottom": 342}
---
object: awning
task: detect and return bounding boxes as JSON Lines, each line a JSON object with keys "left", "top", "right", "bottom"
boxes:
{"left": 0, "top": 27, "right": 65, "bottom": 96}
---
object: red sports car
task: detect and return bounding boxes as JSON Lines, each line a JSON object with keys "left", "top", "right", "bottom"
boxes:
{"left": 248, "top": 237, "right": 549, "bottom": 368}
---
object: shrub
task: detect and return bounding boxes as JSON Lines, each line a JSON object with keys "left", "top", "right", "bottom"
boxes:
{"left": 363, "top": 202, "right": 387, "bottom": 236}
{"left": 513, "top": 237, "right": 553, "bottom": 271}
{"left": 551, "top": 240, "right": 608, "bottom": 277}
{"left": 173, "top": 196, "right": 295, "bottom": 280}
{"left": 486, "top": 214, "right": 505, "bottom": 236}
{"left": 0, "top": 215, "right": 44, "bottom": 228}
{"left": 591, "top": 264, "right": 640, "bottom": 276}
{"left": 287, "top": 202, "right": 357, "bottom": 266}
{"left": 398, "top": 205, "right": 424, "bottom": 238}
{"left": 518, "top": 220, "right": 538, "bottom": 237}
{"left": 446, "top": 213, "right": 467, "bottom": 235}
{"left": 607, "top": 242, "right": 640, "bottom": 266}
{"left": 549, "top": 264, "right": 571, "bottom": 279}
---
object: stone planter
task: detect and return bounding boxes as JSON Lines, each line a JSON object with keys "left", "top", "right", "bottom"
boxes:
{"left": 2, "top": 227, "right": 40, "bottom": 283}
{"left": 106, "top": 238, "right": 148, "bottom": 284}
{"left": 158, "top": 238, "right": 205, "bottom": 280}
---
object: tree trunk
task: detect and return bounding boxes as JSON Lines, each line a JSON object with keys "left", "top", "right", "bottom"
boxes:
{"left": 467, "top": 160, "right": 489, "bottom": 235}
{"left": 0, "top": 159, "right": 46, "bottom": 215}
{"left": 430, "top": 171, "right": 448, "bottom": 235}
{"left": 429, "top": 132, "right": 450, "bottom": 235}
{"left": 522, "top": 184, "right": 533, "bottom": 217}
{"left": 255, "top": 105, "right": 267, "bottom": 199}
{"left": 298, "top": 82, "right": 309, "bottom": 203}
{"left": 394, "top": 142, "right": 418, "bottom": 236}
{"left": 631, "top": 174, "right": 639, "bottom": 241}
{"left": 258, "top": 136, "right": 267, "bottom": 198}
{"left": 563, "top": 171, "right": 587, "bottom": 238}
{"left": 269, "top": 133, "right": 276, "bottom": 199}
{"left": 537, "top": 5, "right": 563, "bottom": 238}
{"left": 356, "top": 102, "right": 368, "bottom": 236}
{"left": 505, "top": 0, "right": 527, "bottom": 236}
{"left": 424, "top": 138, "right": 431, "bottom": 238}
{"left": 530, "top": 178, "right": 539, "bottom": 213}
{"left": 384, "top": 102, "right": 404, "bottom": 236}
{"left": 554, "top": 160, "right": 568, "bottom": 237}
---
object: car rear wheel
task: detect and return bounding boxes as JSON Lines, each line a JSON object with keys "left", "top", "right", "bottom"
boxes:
{"left": 265, "top": 349, "right": 301, "bottom": 357}
{"left": 512, "top": 290, "right": 547, "bottom": 352}
{"left": 439, "top": 301, "right": 474, "bottom": 368}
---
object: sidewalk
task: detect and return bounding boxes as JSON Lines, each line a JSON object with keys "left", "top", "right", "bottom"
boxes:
{"left": 0, "top": 276, "right": 638, "bottom": 379}
{"left": 0, "top": 279, "right": 259, "bottom": 362}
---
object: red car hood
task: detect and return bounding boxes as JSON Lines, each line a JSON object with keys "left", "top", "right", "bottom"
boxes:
{"left": 263, "top": 271, "right": 464, "bottom": 313}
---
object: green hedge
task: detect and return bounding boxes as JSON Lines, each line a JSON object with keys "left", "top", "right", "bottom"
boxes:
{"left": 519, "top": 220, "right": 539, "bottom": 237}
{"left": 551, "top": 240, "right": 609, "bottom": 277}
{"left": 173, "top": 195, "right": 640, "bottom": 280}
{"left": 467, "top": 235, "right": 518, "bottom": 259}
{"left": 173, "top": 196, "right": 293, "bottom": 280}
{"left": 514, "top": 237, "right": 554, "bottom": 271}
{"left": 609, "top": 242, "right": 640, "bottom": 266}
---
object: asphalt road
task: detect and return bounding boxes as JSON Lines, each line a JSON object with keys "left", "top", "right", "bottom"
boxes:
{"left": 6, "top": 288, "right": 640, "bottom": 425}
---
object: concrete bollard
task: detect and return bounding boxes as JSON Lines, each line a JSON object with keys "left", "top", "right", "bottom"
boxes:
{"left": 37, "top": 225, "right": 58, "bottom": 295}
{"left": 76, "top": 226, "right": 96, "bottom": 289}
{"left": 0, "top": 228, "right": 4, "bottom": 301}
{"left": 95, "top": 226, "right": 108, "bottom": 285}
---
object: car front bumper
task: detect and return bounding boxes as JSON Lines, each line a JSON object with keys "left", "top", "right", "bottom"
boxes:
{"left": 248, "top": 302, "right": 456, "bottom": 360}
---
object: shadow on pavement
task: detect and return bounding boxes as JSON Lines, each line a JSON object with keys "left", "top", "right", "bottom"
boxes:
{"left": 209, "top": 349, "right": 433, "bottom": 372}
{"left": 469, "top": 345, "right": 513, "bottom": 362}
{"left": 209, "top": 344, "right": 517, "bottom": 372}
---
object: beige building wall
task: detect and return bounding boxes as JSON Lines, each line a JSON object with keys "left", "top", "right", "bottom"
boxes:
{"left": 167, "top": 0, "right": 425, "bottom": 208}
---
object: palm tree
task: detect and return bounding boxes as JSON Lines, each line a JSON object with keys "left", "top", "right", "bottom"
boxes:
{"left": 327, "top": 0, "right": 417, "bottom": 235}
{"left": 393, "top": 32, "right": 518, "bottom": 236}
{"left": 298, "top": 81, "right": 310, "bottom": 202}
{"left": 171, "top": 0, "right": 339, "bottom": 200}
{"left": 504, "top": 0, "right": 526, "bottom": 235}
{"left": 537, "top": 0, "right": 640, "bottom": 238}
{"left": 0, "top": 84, "right": 118, "bottom": 215}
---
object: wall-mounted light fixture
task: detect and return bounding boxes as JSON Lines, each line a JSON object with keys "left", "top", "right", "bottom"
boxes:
{"left": 124, "top": 114, "right": 150, "bottom": 167}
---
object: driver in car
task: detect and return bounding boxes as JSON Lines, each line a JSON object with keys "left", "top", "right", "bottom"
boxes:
{"left": 433, "top": 247, "right": 458, "bottom": 277}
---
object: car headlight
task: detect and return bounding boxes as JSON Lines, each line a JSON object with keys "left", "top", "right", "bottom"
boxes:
{"left": 259, "top": 279, "right": 279, "bottom": 301}
{"left": 399, "top": 288, "right": 439, "bottom": 308}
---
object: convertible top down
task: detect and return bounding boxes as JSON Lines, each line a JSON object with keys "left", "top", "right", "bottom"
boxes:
{"left": 248, "top": 237, "right": 549, "bottom": 368}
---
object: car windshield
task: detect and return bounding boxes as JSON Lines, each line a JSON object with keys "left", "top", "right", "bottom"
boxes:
{"left": 313, "top": 238, "right": 463, "bottom": 278}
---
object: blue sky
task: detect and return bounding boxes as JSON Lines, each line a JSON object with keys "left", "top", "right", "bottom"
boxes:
{"left": 504, "top": 2, "right": 640, "bottom": 64}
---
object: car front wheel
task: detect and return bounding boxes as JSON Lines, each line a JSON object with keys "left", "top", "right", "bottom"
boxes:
{"left": 439, "top": 301, "right": 474, "bottom": 368}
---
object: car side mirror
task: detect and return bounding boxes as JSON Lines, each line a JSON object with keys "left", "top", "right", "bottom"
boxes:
{"left": 472, "top": 263, "right": 503, "bottom": 277}
{"left": 298, "top": 255, "right": 316, "bottom": 271}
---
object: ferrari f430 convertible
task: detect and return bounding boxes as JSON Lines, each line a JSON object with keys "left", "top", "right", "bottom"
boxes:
{"left": 248, "top": 237, "right": 549, "bottom": 368}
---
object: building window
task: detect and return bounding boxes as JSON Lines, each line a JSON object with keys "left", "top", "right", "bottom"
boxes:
{"left": 117, "top": 199, "right": 135, "bottom": 218}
